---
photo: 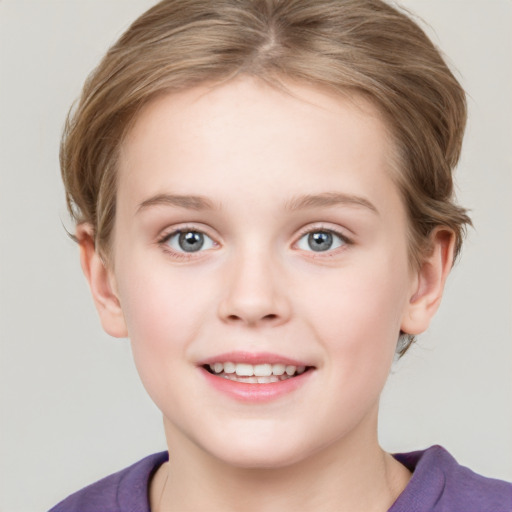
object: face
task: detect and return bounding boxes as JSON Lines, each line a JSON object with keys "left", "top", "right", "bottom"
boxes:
{"left": 108, "top": 77, "right": 418, "bottom": 468}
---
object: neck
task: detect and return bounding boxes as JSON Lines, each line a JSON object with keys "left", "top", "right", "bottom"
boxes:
{"left": 152, "top": 413, "right": 410, "bottom": 512}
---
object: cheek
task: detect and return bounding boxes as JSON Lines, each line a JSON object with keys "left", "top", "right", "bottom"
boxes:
{"left": 300, "top": 254, "right": 409, "bottom": 374}
{"left": 115, "top": 262, "right": 216, "bottom": 397}
{"left": 117, "top": 249, "right": 219, "bottom": 337}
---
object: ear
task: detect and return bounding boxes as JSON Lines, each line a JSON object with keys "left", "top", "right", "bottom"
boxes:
{"left": 76, "top": 224, "right": 128, "bottom": 338}
{"left": 401, "top": 228, "right": 455, "bottom": 336}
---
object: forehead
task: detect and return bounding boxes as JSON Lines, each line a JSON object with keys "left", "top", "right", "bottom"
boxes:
{"left": 117, "top": 76, "right": 400, "bottom": 215}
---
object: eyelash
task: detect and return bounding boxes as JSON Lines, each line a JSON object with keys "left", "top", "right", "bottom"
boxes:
{"left": 156, "top": 224, "right": 353, "bottom": 261}
{"left": 157, "top": 225, "right": 216, "bottom": 262}
{"left": 295, "top": 225, "right": 353, "bottom": 257}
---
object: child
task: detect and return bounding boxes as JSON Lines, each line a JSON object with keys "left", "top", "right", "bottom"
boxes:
{"left": 50, "top": 0, "right": 512, "bottom": 510}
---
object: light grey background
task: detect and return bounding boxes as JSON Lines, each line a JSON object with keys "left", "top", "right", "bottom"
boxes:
{"left": 1, "top": 1, "right": 511, "bottom": 511}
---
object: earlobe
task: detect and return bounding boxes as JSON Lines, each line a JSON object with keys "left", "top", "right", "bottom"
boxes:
{"left": 401, "top": 228, "right": 455, "bottom": 336}
{"left": 76, "top": 224, "right": 128, "bottom": 338}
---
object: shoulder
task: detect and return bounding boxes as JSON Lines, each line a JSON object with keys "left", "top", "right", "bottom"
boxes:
{"left": 390, "top": 445, "right": 512, "bottom": 512}
{"left": 48, "top": 452, "right": 168, "bottom": 512}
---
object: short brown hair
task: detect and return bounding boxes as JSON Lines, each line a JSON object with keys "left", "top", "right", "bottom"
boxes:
{"left": 61, "top": 0, "right": 470, "bottom": 267}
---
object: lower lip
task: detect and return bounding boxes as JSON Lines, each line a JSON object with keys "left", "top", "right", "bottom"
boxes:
{"left": 200, "top": 367, "right": 314, "bottom": 402}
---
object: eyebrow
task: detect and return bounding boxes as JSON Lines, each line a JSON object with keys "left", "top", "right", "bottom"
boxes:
{"left": 136, "top": 191, "right": 379, "bottom": 215}
{"left": 137, "top": 194, "right": 218, "bottom": 213}
{"left": 285, "top": 192, "right": 379, "bottom": 215}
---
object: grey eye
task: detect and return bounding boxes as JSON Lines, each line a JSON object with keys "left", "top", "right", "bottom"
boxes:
{"left": 166, "top": 230, "right": 215, "bottom": 253}
{"left": 297, "top": 230, "right": 346, "bottom": 252}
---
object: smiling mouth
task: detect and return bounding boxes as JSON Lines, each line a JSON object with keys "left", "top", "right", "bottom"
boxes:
{"left": 203, "top": 362, "right": 313, "bottom": 383}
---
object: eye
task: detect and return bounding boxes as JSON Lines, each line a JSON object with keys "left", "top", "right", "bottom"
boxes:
{"left": 296, "top": 230, "right": 347, "bottom": 252}
{"left": 163, "top": 230, "right": 216, "bottom": 253}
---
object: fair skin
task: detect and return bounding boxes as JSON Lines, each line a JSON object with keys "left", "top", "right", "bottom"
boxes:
{"left": 78, "top": 76, "right": 454, "bottom": 511}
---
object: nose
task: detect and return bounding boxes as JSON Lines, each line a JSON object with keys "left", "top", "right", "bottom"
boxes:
{"left": 217, "top": 248, "right": 291, "bottom": 327}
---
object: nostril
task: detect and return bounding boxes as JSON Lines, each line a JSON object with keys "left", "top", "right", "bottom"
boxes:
{"left": 225, "top": 313, "right": 278, "bottom": 322}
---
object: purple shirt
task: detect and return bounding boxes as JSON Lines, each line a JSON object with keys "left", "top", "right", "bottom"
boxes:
{"left": 49, "top": 445, "right": 512, "bottom": 511}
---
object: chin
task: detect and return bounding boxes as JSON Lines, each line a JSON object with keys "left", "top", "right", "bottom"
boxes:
{"left": 213, "top": 445, "right": 307, "bottom": 470}
{"left": 201, "top": 425, "right": 317, "bottom": 470}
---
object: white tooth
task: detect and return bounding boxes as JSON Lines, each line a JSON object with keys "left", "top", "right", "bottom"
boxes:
{"left": 272, "top": 364, "right": 285, "bottom": 376}
{"left": 245, "top": 377, "right": 258, "bottom": 383}
{"left": 235, "top": 363, "right": 254, "bottom": 376}
{"left": 223, "top": 362, "right": 236, "bottom": 374}
{"left": 285, "top": 365, "right": 297, "bottom": 376}
{"left": 213, "top": 362, "right": 223, "bottom": 373}
{"left": 297, "top": 366, "right": 306, "bottom": 374}
{"left": 254, "top": 364, "right": 272, "bottom": 377}
{"left": 209, "top": 364, "right": 216, "bottom": 372}
{"left": 269, "top": 375, "right": 279, "bottom": 383}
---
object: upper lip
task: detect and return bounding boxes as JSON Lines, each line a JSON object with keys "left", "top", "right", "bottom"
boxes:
{"left": 198, "top": 351, "right": 312, "bottom": 367}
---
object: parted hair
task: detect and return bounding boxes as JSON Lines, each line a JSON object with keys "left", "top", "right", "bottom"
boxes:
{"left": 61, "top": 0, "right": 471, "bottom": 272}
